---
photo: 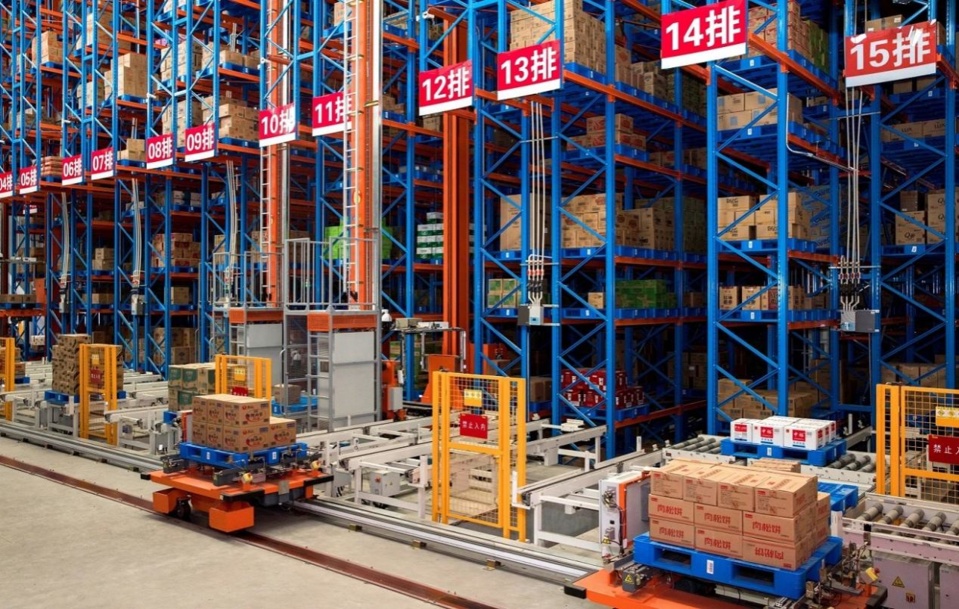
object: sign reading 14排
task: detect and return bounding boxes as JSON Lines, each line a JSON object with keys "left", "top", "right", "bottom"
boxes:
{"left": 660, "top": 0, "right": 747, "bottom": 69}
{"left": 845, "top": 21, "right": 938, "bottom": 88}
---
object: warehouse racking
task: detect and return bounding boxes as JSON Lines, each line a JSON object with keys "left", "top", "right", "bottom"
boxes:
{"left": 0, "top": 0, "right": 957, "bottom": 455}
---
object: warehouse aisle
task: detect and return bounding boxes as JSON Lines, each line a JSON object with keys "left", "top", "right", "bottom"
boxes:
{"left": 0, "top": 438, "right": 597, "bottom": 609}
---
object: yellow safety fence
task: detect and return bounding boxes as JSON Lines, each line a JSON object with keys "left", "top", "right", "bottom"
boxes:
{"left": 1, "top": 337, "right": 14, "bottom": 421}
{"left": 79, "top": 344, "right": 119, "bottom": 445}
{"left": 214, "top": 354, "right": 272, "bottom": 399}
{"left": 878, "top": 383, "right": 959, "bottom": 504}
{"left": 431, "top": 372, "right": 527, "bottom": 540}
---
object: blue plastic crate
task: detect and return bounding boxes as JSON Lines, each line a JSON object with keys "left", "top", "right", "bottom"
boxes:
{"left": 178, "top": 441, "right": 308, "bottom": 468}
{"left": 633, "top": 534, "right": 843, "bottom": 600}
{"left": 720, "top": 437, "right": 847, "bottom": 467}
{"left": 817, "top": 482, "right": 859, "bottom": 512}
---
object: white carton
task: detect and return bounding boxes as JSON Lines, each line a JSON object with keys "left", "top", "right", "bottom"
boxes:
{"left": 731, "top": 418, "right": 755, "bottom": 442}
{"left": 751, "top": 419, "right": 791, "bottom": 446}
{"left": 784, "top": 422, "right": 827, "bottom": 450}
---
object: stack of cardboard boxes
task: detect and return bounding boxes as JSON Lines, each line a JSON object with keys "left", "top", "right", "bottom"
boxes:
{"left": 151, "top": 233, "right": 200, "bottom": 268}
{"left": 202, "top": 44, "right": 258, "bottom": 71}
{"left": 161, "top": 100, "right": 203, "bottom": 147}
{"left": 717, "top": 378, "right": 817, "bottom": 420}
{"left": 40, "top": 156, "right": 62, "bottom": 179}
{"left": 510, "top": 0, "right": 606, "bottom": 74}
{"left": 487, "top": 278, "right": 520, "bottom": 309}
{"left": 52, "top": 334, "right": 90, "bottom": 395}
{"left": 587, "top": 279, "right": 676, "bottom": 310}
{"left": 648, "top": 460, "right": 830, "bottom": 570}
{"left": 322, "top": 225, "right": 394, "bottom": 260}
{"left": 32, "top": 32, "right": 63, "bottom": 65}
{"left": 203, "top": 96, "right": 259, "bottom": 141}
{"left": 273, "top": 383, "right": 303, "bottom": 407}
{"left": 84, "top": 344, "right": 126, "bottom": 392}
{"left": 417, "top": 212, "right": 472, "bottom": 260}
{"left": 105, "top": 53, "right": 148, "bottom": 99}
{"left": 567, "top": 114, "right": 647, "bottom": 151}
{"left": 168, "top": 363, "right": 216, "bottom": 411}
{"left": 894, "top": 189, "right": 959, "bottom": 245}
{"left": 499, "top": 198, "right": 549, "bottom": 251}
{"left": 118, "top": 139, "right": 146, "bottom": 163}
{"left": 720, "top": 285, "right": 810, "bottom": 311}
{"left": 191, "top": 394, "right": 297, "bottom": 452}
{"left": 560, "top": 368, "right": 644, "bottom": 410}
{"left": 717, "top": 89, "right": 804, "bottom": 132}
{"left": 883, "top": 118, "right": 956, "bottom": 142}
{"left": 667, "top": 350, "right": 710, "bottom": 391}
{"left": 79, "top": 79, "right": 107, "bottom": 110}
{"left": 160, "top": 37, "right": 203, "bottom": 81}
{"left": 718, "top": 192, "right": 810, "bottom": 241}
{"left": 745, "top": 2, "right": 830, "bottom": 71}
{"left": 91, "top": 247, "right": 114, "bottom": 272}
{"left": 0, "top": 343, "right": 26, "bottom": 379}
{"left": 881, "top": 361, "right": 957, "bottom": 387}
{"left": 149, "top": 326, "right": 196, "bottom": 366}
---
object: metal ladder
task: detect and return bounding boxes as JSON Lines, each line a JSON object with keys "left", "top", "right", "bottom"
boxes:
{"left": 340, "top": 0, "right": 360, "bottom": 308}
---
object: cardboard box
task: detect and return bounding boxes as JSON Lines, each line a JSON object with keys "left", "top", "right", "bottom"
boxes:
{"left": 649, "top": 495, "right": 695, "bottom": 524}
{"left": 743, "top": 508, "right": 811, "bottom": 543}
{"left": 751, "top": 418, "right": 790, "bottom": 446}
{"left": 529, "top": 376, "right": 552, "bottom": 403}
{"left": 210, "top": 394, "right": 271, "bottom": 427}
{"left": 695, "top": 503, "right": 743, "bottom": 533}
{"left": 816, "top": 491, "right": 832, "bottom": 520}
{"left": 755, "top": 473, "right": 818, "bottom": 517}
{"left": 649, "top": 518, "right": 695, "bottom": 548}
{"left": 269, "top": 416, "right": 297, "bottom": 446}
{"left": 718, "top": 471, "right": 769, "bottom": 512}
{"left": 695, "top": 527, "right": 743, "bottom": 558}
{"left": 221, "top": 424, "right": 271, "bottom": 452}
{"left": 784, "top": 422, "right": 828, "bottom": 450}
{"left": 752, "top": 458, "right": 802, "bottom": 473}
{"left": 686, "top": 467, "right": 735, "bottom": 506}
{"left": 731, "top": 419, "right": 754, "bottom": 442}
{"left": 273, "top": 383, "right": 303, "bottom": 406}
{"left": 742, "top": 538, "right": 809, "bottom": 570}
{"left": 191, "top": 421, "right": 207, "bottom": 445}
{"left": 207, "top": 424, "right": 224, "bottom": 450}
{"left": 651, "top": 460, "right": 714, "bottom": 499}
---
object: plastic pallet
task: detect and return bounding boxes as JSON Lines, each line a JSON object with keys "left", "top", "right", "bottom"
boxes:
{"left": 44, "top": 389, "right": 128, "bottom": 405}
{"left": 633, "top": 534, "right": 843, "bottom": 600}
{"left": 720, "top": 438, "right": 847, "bottom": 467}
{"left": 178, "top": 441, "right": 308, "bottom": 468}
{"left": 817, "top": 481, "right": 859, "bottom": 512}
{"left": 15, "top": 377, "right": 29, "bottom": 385}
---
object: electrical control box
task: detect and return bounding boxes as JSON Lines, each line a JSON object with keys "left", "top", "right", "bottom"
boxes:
{"left": 369, "top": 470, "right": 403, "bottom": 498}
{"left": 598, "top": 471, "right": 649, "bottom": 560}
{"left": 874, "top": 552, "right": 934, "bottom": 609}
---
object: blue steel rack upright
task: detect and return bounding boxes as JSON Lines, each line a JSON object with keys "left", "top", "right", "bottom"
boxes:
{"left": 701, "top": 0, "right": 843, "bottom": 433}
{"left": 862, "top": 2, "right": 958, "bottom": 412}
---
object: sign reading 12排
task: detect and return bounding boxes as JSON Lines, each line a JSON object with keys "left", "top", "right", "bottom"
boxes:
{"left": 419, "top": 60, "right": 473, "bottom": 116}
{"left": 660, "top": 0, "right": 747, "bottom": 69}
{"left": 845, "top": 21, "right": 938, "bottom": 88}
{"left": 497, "top": 40, "right": 561, "bottom": 101}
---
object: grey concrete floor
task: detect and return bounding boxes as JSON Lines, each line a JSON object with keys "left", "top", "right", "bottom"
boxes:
{"left": 0, "top": 437, "right": 601, "bottom": 609}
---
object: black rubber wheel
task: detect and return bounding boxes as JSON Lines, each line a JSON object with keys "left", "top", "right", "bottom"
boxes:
{"left": 174, "top": 499, "right": 192, "bottom": 521}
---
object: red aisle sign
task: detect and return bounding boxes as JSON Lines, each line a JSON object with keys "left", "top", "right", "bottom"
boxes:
{"left": 497, "top": 40, "right": 562, "bottom": 101}
{"left": 184, "top": 124, "right": 216, "bottom": 162}
{"left": 61, "top": 154, "right": 83, "bottom": 186}
{"left": 312, "top": 91, "right": 347, "bottom": 137}
{"left": 419, "top": 60, "right": 473, "bottom": 116}
{"left": 90, "top": 147, "right": 115, "bottom": 181}
{"left": 259, "top": 102, "right": 297, "bottom": 147}
{"left": 929, "top": 434, "right": 959, "bottom": 465}
{"left": 459, "top": 413, "right": 489, "bottom": 440}
{"left": 0, "top": 172, "right": 12, "bottom": 199}
{"left": 661, "top": 0, "right": 747, "bottom": 69}
{"left": 845, "top": 21, "right": 938, "bottom": 88}
{"left": 146, "top": 134, "right": 175, "bottom": 169}
{"left": 18, "top": 166, "right": 38, "bottom": 195}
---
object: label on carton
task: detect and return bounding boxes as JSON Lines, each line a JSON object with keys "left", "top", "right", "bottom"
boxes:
{"left": 649, "top": 495, "right": 695, "bottom": 524}
{"left": 695, "top": 504, "right": 743, "bottom": 533}
{"left": 649, "top": 518, "right": 695, "bottom": 548}
{"left": 742, "top": 538, "right": 807, "bottom": 570}
{"left": 695, "top": 527, "right": 743, "bottom": 558}
{"left": 731, "top": 418, "right": 753, "bottom": 442}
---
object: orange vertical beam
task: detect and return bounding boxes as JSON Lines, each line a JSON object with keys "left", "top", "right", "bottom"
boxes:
{"left": 443, "top": 25, "right": 470, "bottom": 363}
{"left": 266, "top": 0, "right": 283, "bottom": 307}
{"left": 354, "top": 0, "right": 372, "bottom": 305}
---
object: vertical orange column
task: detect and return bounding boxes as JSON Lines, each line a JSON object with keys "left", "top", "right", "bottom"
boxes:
{"left": 266, "top": 0, "right": 283, "bottom": 307}
{"left": 443, "top": 24, "right": 469, "bottom": 365}
{"left": 354, "top": 0, "right": 372, "bottom": 306}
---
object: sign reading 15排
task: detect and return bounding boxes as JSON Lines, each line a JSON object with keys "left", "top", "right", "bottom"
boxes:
{"left": 845, "top": 21, "right": 938, "bottom": 88}
{"left": 661, "top": 0, "right": 747, "bottom": 70}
